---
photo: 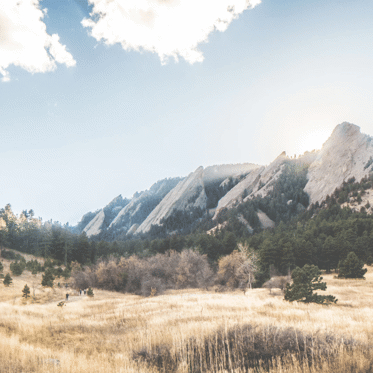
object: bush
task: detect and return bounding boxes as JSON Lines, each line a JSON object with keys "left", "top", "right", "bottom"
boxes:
{"left": 1, "top": 250, "right": 22, "bottom": 261}
{"left": 173, "top": 249, "right": 213, "bottom": 290}
{"left": 284, "top": 264, "right": 337, "bottom": 304}
{"left": 338, "top": 252, "right": 367, "bottom": 279}
{"left": 10, "top": 261, "right": 26, "bottom": 276}
{"left": 71, "top": 249, "right": 215, "bottom": 296}
{"left": 26, "top": 259, "right": 42, "bottom": 274}
{"left": 263, "top": 275, "right": 290, "bottom": 293}
{"left": 217, "top": 248, "right": 258, "bottom": 290}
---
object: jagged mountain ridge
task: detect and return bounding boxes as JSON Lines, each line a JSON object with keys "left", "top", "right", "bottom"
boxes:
{"left": 79, "top": 178, "right": 182, "bottom": 237}
{"left": 77, "top": 163, "right": 260, "bottom": 237}
{"left": 77, "top": 122, "right": 373, "bottom": 239}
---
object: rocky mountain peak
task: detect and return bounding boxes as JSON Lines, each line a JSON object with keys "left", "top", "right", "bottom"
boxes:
{"left": 304, "top": 122, "right": 373, "bottom": 205}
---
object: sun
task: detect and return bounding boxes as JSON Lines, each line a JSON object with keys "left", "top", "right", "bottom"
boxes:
{"left": 293, "top": 125, "right": 332, "bottom": 156}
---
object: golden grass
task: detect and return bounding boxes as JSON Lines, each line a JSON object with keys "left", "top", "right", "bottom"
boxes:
{"left": 0, "top": 259, "right": 372, "bottom": 372}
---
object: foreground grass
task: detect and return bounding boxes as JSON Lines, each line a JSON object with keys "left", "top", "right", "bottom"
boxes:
{"left": 0, "top": 264, "right": 372, "bottom": 372}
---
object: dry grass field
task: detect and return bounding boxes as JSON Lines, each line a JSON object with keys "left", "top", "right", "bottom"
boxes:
{"left": 0, "top": 253, "right": 373, "bottom": 372}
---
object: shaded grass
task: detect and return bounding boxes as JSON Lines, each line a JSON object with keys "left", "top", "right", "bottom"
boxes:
{"left": 133, "top": 323, "right": 368, "bottom": 373}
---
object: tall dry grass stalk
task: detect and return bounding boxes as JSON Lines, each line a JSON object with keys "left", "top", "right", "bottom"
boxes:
{"left": 0, "top": 262, "right": 372, "bottom": 372}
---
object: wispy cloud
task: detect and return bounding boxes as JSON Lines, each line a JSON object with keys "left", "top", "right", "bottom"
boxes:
{"left": 82, "top": 0, "right": 261, "bottom": 64}
{"left": 0, "top": 0, "right": 76, "bottom": 82}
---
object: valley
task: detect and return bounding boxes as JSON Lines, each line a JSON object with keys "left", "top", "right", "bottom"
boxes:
{"left": 0, "top": 251, "right": 372, "bottom": 372}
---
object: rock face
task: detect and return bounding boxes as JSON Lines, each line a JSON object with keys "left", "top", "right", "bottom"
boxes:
{"left": 304, "top": 122, "right": 373, "bottom": 205}
{"left": 213, "top": 152, "right": 290, "bottom": 219}
{"left": 257, "top": 210, "right": 275, "bottom": 229}
{"left": 136, "top": 167, "right": 207, "bottom": 235}
{"left": 77, "top": 163, "right": 257, "bottom": 237}
{"left": 107, "top": 177, "right": 182, "bottom": 235}
{"left": 136, "top": 164, "right": 260, "bottom": 235}
{"left": 77, "top": 122, "right": 373, "bottom": 239}
{"left": 82, "top": 195, "right": 130, "bottom": 237}
{"left": 212, "top": 150, "right": 319, "bottom": 221}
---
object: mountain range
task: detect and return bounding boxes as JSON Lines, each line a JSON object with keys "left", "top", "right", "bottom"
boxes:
{"left": 75, "top": 122, "right": 373, "bottom": 239}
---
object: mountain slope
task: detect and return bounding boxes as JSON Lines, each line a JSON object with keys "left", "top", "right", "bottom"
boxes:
{"left": 107, "top": 177, "right": 183, "bottom": 237}
{"left": 76, "top": 122, "right": 373, "bottom": 240}
{"left": 305, "top": 122, "right": 373, "bottom": 205}
{"left": 136, "top": 163, "right": 260, "bottom": 235}
{"left": 83, "top": 195, "right": 130, "bottom": 237}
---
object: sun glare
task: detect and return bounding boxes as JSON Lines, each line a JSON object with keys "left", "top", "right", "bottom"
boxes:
{"left": 294, "top": 125, "right": 332, "bottom": 156}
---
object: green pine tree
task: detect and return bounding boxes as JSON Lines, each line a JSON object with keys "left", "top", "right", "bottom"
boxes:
{"left": 284, "top": 264, "right": 337, "bottom": 304}
{"left": 10, "top": 261, "right": 25, "bottom": 276}
{"left": 61, "top": 267, "right": 71, "bottom": 280}
{"left": 41, "top": 268, "right": 55, "bottom": 287}
{"left": 338, "top": 252, "right": 367, "bottom": 279}
{"left": 3, "top": 273, "right": 12, "bottom": 286}
{"left": 366, "top": 255, "right": 373, "bottom": 266}
{"left": 0, "top": 261, "right": 3, "bottom": 272}
{"left": 22, "top": 284, "right": 30, "bottom": 298}
{"left": 87, "top": 287, "right": 94, "bottom": 297}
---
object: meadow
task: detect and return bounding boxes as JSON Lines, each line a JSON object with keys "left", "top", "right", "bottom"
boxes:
{"left": 0, "top": 255, "right": 372, "bottom": 373}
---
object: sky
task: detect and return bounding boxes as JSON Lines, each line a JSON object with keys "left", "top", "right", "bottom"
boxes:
{"left": 1, "top": 0, "right": 373, "bottom": 225}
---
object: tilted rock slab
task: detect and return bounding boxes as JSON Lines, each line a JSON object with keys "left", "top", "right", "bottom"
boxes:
{"left": 305, "top": 122, "right": 373, "bottom": 205}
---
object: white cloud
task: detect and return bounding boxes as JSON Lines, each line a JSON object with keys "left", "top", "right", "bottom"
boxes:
{"left": 0, "top": 0, "right": 76, "bottom": 82}
{"left": 82, "top": 0, "right": 261, "bottom": 64}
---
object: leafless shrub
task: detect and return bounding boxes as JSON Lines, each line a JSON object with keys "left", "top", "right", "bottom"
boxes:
{"left": 263, "top": 276, "right": 290, "bottom": 294}
{"left": 72, "top": 249, "right": 214, "bottom": 296}
{"left": 140, "top": 275, "right": 165, "bottom": 297}
{"left": 71, "top": 265, "right": 97, "bottom": 290}
{"left": 175, "top": 249, "right": 214, "bottom": 289}
{"left": 217, "top": 245, "right": 258, "bottom": 290}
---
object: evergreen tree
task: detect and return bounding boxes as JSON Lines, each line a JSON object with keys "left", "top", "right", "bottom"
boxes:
{"left": 338, "top": 252, "right": 367, "bottom": 279}
{"left": 51, "top": 227, "right": 65, "bottom": 262}
{"left": 10, "top": 260, "right": 25, "bottom": 276}
{"left": 41, "top": 268, "right": 55, "bottom": 287}
{"left": 75, "top": 233, "right": 90, "bottom": 264}
{"left": 87, "top": 287, "right": 94, "bottom": 297}
{"left": 0, "top": 261, "right": 3, "bottom": 273}
{"left": 61, "top": 267, "right": 71, "bottom": 280}
{"left": 22, "top": 284, "right": 30, "bottom": 298}
{"left": 284, "top": 264, "right": 337, "bottom": 304}
{"left": 366, "top": 255, "right": 373, "bottom": 266}
{"left": 3, "top": 273, "right": 12, "bottom": 286}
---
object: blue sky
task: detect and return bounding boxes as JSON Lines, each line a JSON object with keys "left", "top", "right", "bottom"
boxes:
{"left": 1, "top": 0, "right": 373, "bottom": 225}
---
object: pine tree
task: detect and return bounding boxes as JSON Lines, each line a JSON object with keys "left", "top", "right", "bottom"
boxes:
{"left": 22, "top": 284, "right": 30, "bottom": 298}
{"left": 41, "top": 268, "right": 55, "bottom": 287}
{"left": 10, "top": 260, "right": 25, "bottom": 276}
{"left": 367, "top": 255, "right": 373, "bottom": 266}
{"left": 87, "top": 287, "right": 94, "bottom": 297}
{"left": 3, "top": 273, "right": 12, "bottom": 286}
{"left": 284, "top": 264, "right": 337, "bottom": 304}
{"left": 61, "top": 267, "right": 71, "bottom": 280}
{"left": 338, "top": 252, "right": 367, "bottom": 279}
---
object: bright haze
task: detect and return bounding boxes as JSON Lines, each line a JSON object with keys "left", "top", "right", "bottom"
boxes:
{"left": 1, "top": 0, "right": 372, "bottom": 225}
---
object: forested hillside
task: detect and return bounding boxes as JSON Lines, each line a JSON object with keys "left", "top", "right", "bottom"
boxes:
{"left": 2, "top": 167, "right": 373, "bottom": 290}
